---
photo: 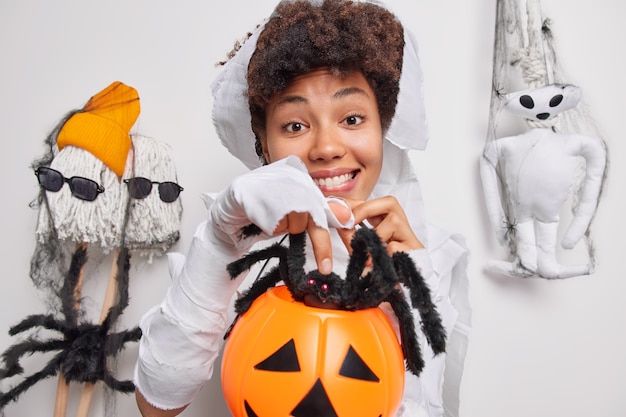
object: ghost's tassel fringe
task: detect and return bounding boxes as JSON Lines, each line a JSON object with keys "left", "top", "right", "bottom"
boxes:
{"left": 35, "top": 147, "right": 125, "bottom": 252}
{"left": 122, "top": 135, "right": 182, "bottom": 261}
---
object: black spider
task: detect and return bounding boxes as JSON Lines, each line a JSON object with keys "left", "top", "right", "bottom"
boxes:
{"left": 503, "top": 216, "right": 517, "bottom": 242}
{"left": 0, "top": 245, "right": 142, "bottom": 409}
{"left": 225, "top": 227, "right": 446, "bottom": 376}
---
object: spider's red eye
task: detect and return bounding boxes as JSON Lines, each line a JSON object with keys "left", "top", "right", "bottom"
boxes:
{"left": 307, "top": 279, "right": 316, "bottom": 286}
{"left": 321, "top": 283, "right": 329, "bottom": 292}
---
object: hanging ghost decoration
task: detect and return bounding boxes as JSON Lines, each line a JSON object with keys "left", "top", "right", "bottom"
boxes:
{"left": 480, "top": 0, "right": 609, "bottom": 279}
{"left": 480, "top": 83, "right": 607, "bottom": 278}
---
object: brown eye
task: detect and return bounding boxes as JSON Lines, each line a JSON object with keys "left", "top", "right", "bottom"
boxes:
{"left": 286, "top": 122, "right": 303, "bottom": 132}
{"left": 344, "top": 114, "right": 364, "bottom": 126}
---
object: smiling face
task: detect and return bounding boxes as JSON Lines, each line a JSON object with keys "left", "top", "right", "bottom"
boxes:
{"left": 260, "top": 69, "right": 383, "bottom": 201}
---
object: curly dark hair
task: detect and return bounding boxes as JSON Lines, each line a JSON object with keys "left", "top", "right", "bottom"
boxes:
{"left": 246, "top": 0, "right": 405, "bottom": 162}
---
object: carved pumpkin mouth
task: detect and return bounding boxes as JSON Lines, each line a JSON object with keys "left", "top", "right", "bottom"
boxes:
{"left": 244, "top": 380, "right": 383, "bottom": 417}
{"left": 244, "top": 379, "right": 337, "bottom": 417}
{"left": 243, "top": 339, "right": 382, "bottom": 417}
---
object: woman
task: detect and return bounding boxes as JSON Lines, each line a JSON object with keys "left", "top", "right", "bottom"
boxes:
{"left": 134, "top": 1, "right": 470, "bottom": 416}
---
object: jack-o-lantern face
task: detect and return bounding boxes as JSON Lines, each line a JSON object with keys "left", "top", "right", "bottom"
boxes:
{"left": 221, "top": 286, "right": 404, "bottom": 417}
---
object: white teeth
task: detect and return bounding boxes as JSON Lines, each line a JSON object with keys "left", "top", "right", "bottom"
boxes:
{"left": 314, "top": 173, "right": 352, "bottom": 188}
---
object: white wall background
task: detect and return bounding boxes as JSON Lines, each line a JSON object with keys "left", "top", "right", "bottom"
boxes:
{"left": 0, "top": 1, "right": 624, "bottom": 416}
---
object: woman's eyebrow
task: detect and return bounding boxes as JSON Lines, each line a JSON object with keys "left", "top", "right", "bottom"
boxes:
{"left": 333, "top": 86, "right": 370, "bottom": 100}
{"left": 274, "top": 95, "right": 308, "bottom": 109}
{"left": 273, "top": 86, "right": 370, "bottom": 110}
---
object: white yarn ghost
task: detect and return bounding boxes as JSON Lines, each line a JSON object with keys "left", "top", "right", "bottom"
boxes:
{"left": 35, "top": 146, "right": 126, "bottom": 251}
{"left": 122, "top": 135, "right": 183, "bottom": 260}
{"left": 480, "top": 84, "right": 607, "bottom": 279}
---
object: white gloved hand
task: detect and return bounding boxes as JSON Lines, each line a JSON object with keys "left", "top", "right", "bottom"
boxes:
{"left": 205, "top": 155, "right": 353, "bottom": 251}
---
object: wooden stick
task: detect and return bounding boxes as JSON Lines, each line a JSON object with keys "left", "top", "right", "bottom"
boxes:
{"left": 53, "top": 374, "right": 71, "bottom": 417}
{"left": 75, "top": 248, "right": 120, "bottom": 417}
{"left": 53, "top": 243, "right": 88, "bottom": 417}
{"left": 75, "top": 384, "right": 96, "bottom": 417}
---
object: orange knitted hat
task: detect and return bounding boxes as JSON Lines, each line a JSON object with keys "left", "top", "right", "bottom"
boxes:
{"left": 57, "top": 81, "right": 140, "bottom": 177}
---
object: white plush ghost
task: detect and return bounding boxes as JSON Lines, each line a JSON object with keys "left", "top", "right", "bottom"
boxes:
{"left": 480, "top": 84, "right": 607, "bottom": 279}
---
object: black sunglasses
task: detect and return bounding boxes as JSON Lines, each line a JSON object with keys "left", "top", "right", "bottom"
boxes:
{"left": 35, "top": 167, "right": 105, "bottom": 202}
{"left": 123, "top": 177, "right": 183, "bottom": 203}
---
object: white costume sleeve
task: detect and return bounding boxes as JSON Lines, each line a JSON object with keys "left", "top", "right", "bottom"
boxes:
{"left": 133, "top": 219, "right": 245, "bottom": 410}
{"left": 134, "top": 157, "right": 353, "bottom": 410}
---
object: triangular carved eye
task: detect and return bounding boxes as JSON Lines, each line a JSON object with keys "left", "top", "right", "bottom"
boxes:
{"left": 339, "top": 345, "right": 380, "bottom": 382}
{"left": 254, "top": 338, "right": 300, "bottom": 372}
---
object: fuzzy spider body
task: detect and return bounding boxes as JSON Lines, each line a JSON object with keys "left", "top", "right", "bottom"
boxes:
{"left": 0, "top": 246, "right": 141, "bottom": 409}
{"left": 226, "top": 227, "right": 446, "bottom": 376}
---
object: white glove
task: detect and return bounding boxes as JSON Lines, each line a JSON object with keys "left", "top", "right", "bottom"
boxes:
{"left": 206, "top": 155, "right": 353, "bottom": 251}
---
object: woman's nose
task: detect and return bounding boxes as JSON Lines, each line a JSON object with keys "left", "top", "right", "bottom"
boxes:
{"left": 308, "top": 126, "right": 346, "bottom": 161}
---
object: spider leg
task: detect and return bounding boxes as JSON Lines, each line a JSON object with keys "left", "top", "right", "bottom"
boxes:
{"left": 0, "top": 351, "right": 66, "bottom": 409}
{"left": 233, "top": 232, "right": 307, "bottom": 306}
{"left": 226, "top": 267, "right": 282, "bottom": 338}
{"left": 103, "top": 247, "right": 132, "bottom": 327}
{"left": 385, "top": 289, "right": 424, "bottom": 376}
{"left": 227, "top": 242, "right": 288, "bottom": 279}
{"left": 98, "top": 288, "right": 140, "bottom": 395}
{"left": 102, "top": 373, "right": 135, "bottom": 393}
{"left": 232, "top": 265, "right": 281, "bottom": 316}
{"left": 344, "top": 228, "right": 374, "bottom": 282}
{"left": 282, "top": 232, "right": 309, "bottom": 295}
{"left": 105, "top": 327, "right": 143, "bottom": 356}
{"left": 1, "top": 338, "right": 67, "bottom": 378}
{"left": 392, "top": 252, "right": 446, "bottom": 354}
{"left": 96, "top": 248, "right": 140, "bottom": 355}
{"left": 343, "top": 228, "right": 398, "bottom": 309}
{"left": 9, "top": 314, "right": 71, "bottom": 336}
{"left": 225, "top": 238, "right": 292, "bottom": 339}
{"left": 59, "top": 244, "right": 89, "bottom": 326}
{"left": 228, "top": 262, "right": 286, "bottom": 339}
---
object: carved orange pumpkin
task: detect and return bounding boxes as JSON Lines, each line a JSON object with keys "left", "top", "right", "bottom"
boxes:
{"left": 221, "top": 285, "right": 405, "bottom": 417}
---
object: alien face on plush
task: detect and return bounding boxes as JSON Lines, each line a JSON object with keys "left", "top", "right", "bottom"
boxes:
{"left": 480, "top": 84, "right": 607, "bottom": 279}
{"left": 504, "top": 84, "right": 581, "bottom": 121}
